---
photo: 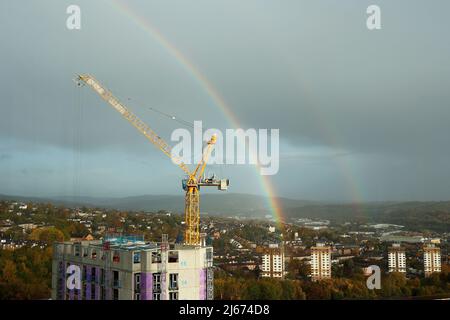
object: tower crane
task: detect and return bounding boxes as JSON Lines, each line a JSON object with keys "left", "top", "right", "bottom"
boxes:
{"left": 75, "top": 74, "right": 229, "bottom": 245}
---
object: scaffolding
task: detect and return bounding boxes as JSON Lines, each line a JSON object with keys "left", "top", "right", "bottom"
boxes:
{"left": 206, "top": 267, "right": 214, "bottom": 300}
{"left": 160, "top": 234, "right": 168, "bottom": 300}
{"left": 103, "top": 240, "right": 112, "bottom": 300}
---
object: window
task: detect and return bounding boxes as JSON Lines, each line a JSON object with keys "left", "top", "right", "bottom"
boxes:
{"left": 91, "top": 268, "right": 97, "bottom": 283}
{"left": 82, "top": 284, "right": 87, "bottom": 300}
{"left": 169, "top": 292, "right": 178, "bottom": 300}
{"left": 113, "top": 289, "right": 119, "bottom": 300}
{"left": 133, "top": 252, "right": 141, "bottom": 264}
{"left": 152, "top": 251, "right": 161, "bottom": 263}
{"left": 168, "top": 251, "right": 179, "bottom": 263}
{"left": 169, "top": 273, "right": 178, "bottom": 290}
{"left": 91, "top": 283, "right": 96, "bottom": 300}
{"left": 134, "top": 293, "right": 141, "bottom": 300}
{"left": 83, "top": 266, "right": 87, "bottom": 281}
{"left": 74, "top": 289, "right": 80, "bottom": 300}
{"left": 153, "top": 293, "right": 161, "bottom": 300}
{"left": 100, "top": 286, "right": 105, "bottom": 300}
{"left": 134, "top": 273, "right": 141, "bottom": 292}
{"left": 153, "top": 273, "right": 161, "bottom": 292}
{"left": 100, "top": 269, "right": 105, "bottom": 285}
{"left": 113, "top": 270, "right": 120, "bottom": 287}
{"left": 113, "top": 251, "right": 120, "bottom": 263}
{"left": 74, "top": 245, "right": 80, "bottom": 257}
{"left": 91, "top": 250, "right": 97, "bottom": 259}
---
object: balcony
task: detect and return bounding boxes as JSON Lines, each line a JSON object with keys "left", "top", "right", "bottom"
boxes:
{"left": 113, "top": 279, "right": 121, "bottom": 288}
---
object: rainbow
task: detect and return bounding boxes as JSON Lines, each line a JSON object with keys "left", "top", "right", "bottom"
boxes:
{"left": 108, "top": 0, "right": 286, "bottom": 227}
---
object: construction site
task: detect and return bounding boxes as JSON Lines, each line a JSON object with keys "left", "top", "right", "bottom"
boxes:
{"left": 52, "top": 234, "right": 214, "bottom": 300}
{"left": 51, "top": 75, "right": 229, "bottom": 300}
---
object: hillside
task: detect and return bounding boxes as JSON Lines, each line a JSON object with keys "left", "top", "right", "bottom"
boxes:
{"left": 1, "top": 193, "right": 449, "bottom": 232}
{"left": 0, "top": 193, "right": 313, "bottom": 216}
{"left": 284, "top": 201, "right": 450, "bottom": 232}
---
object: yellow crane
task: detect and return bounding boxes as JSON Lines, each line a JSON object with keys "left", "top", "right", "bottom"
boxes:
{"left": 75, "top": 74, "right": 229, "bottom": 245}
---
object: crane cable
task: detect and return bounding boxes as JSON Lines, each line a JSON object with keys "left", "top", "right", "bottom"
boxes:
{"left": 126, "top": 97, "right": 222, "bottom": 179}
{"left": 126, "top": 97, "right": 194, "bottom": 129}
{"left": 74, "top": 85, "right": 83, "bottom": 198}
{"left": 147, "top": 106, "right": 194, "bottom": 129}
{"left": 145, "top": 102, "right": 223, "bottom": 180}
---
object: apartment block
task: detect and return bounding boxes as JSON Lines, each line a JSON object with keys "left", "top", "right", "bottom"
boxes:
{"left": 260, "top": 244, "right": 284, "bottom": 278}
{"left": 310, "top": 243, "right": 331, "bottom": 281}
{"left": 51, "top": 235, "right": 213, "bottom": 300}
{"left": 388, "top": 243, "right": 406, "bottom": 273}
{"left": 423, "top": 243, "right": 441, "bottom": 277}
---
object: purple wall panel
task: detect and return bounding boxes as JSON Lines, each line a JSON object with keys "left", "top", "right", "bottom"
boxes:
{"left": 199, "top": 269, "right": 206, "bottom": 300}
{"left": 86, "top": 266, "right": 92, "bottom": 300}
{"left": 140, "top": 272, "right": 153, "bottom": 300}
{"left": 95, "top": 267, "right": 100, "bottom": 300}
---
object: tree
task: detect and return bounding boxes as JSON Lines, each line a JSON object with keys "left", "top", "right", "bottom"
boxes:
{"left": 243, "top": 280, "right": 261, "bottom": 299}
{"left": 30, "top": 227, "right": 65, "bottom": 244}
{"left": 258, "top": 279, "right": 283, "bottom": 300}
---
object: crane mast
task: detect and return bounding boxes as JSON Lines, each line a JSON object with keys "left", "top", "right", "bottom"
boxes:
{"left": 75, "top": 74, "right": 228, "bottom": 245}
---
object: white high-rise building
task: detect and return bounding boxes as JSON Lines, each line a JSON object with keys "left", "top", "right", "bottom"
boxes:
{"left": 423, "top": 243, "right": 441, "bottom": 277}
{"left": 388, "top": 243, "right": 406, "bottom": 273}
{"left": 310, "top": 243, "right": 331, "bottom": 281}
{"left": 261, "top": 244, "right": 284, "bottom": 278}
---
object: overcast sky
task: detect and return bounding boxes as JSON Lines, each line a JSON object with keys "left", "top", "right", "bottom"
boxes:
{"left": 1, "top": 0, "right": 450, "bottom": 202}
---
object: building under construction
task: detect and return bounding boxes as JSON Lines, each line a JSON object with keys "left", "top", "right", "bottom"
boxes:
{"left": 51, "top": 235, "right": 213, "bottom": 300}
{"left": 50, "top": 75, "right": 231, "bottom": 300}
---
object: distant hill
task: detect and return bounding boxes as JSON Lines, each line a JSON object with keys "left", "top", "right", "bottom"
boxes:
{"left": 0, "top": 193, "right": 314, "bottom": 216}
{"left": 1, "top": 193, "right": 449, "bottom": 232}
{"left": 284, "top": 201, "right": 450, "bottom": 232}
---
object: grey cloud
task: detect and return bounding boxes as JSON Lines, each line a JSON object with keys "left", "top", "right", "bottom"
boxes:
{"left": 1, "top": 0, "right": 449, "bottom": 200}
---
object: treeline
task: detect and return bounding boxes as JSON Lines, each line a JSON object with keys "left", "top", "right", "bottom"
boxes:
{"left": 0, "top": 226, "right": 64, "bottom": 300}
{"left": 0, "top": 247, "right": 53, "bottom": 299}
{"left": 1, "top": 246, "right": 448, "bottom": 300}
{"left": 214, "top": 270, "right": 450, "bottom": 300}
{"left": 215, "top": 278, "right": 307, "bottom": 300}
